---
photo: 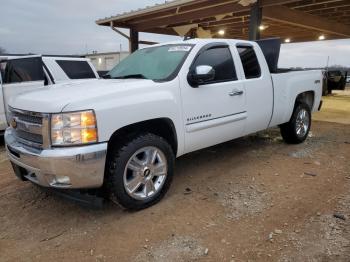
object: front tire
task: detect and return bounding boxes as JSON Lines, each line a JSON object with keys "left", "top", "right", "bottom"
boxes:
{"left": 280, "top": 103, "right": 311, "bottom": 144}
{"left": 106, "top": 133, "right": 174, "bottom": 210}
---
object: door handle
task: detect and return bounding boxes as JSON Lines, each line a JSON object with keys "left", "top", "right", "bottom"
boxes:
{"left": 229, "top": 90, "right": 244, "bottom": 97}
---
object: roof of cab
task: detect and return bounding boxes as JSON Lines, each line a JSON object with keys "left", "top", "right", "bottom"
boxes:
{"left": 140, "top": 38, "right": 256, "bottom": 49}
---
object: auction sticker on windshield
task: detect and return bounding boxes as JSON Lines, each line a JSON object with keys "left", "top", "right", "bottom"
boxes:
{"left": 168, "top": 46, "right": 192, "bottom": 52}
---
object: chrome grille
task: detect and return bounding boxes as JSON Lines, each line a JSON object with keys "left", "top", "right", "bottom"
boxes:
{"left": 9, "top": 108, "right": 49, "bottom": 149}
{"left": 16, "top": 130, "right": 43, "bottom": 144}
{"left": 15, "top": 113, "right": 43, "bottom": 125}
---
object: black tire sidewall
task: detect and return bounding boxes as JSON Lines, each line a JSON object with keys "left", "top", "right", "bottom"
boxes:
{"left": 291, "top": 103, "right": 311, "bottom": 143}
{"left": 107, "top": 133, "right": 174, "bottom": 210}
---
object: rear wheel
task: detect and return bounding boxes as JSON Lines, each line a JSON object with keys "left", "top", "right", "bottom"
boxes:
{"left": 280, "top": 103, "right": 311, "bottom": 144}
{"left": 106, "top": 133, "right": 174, "bottom": 210}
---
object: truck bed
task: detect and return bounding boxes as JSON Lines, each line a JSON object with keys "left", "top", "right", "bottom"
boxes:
{"left": 269, "top": 70, "right": 323, "bottom": 128}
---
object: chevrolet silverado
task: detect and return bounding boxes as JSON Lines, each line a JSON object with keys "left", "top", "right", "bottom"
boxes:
{"left": 5, "top": 38, "right": 322, "bottom": 209}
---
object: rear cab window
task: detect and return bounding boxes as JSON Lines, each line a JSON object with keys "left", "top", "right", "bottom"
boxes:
{"left": 56, "top": 60, "right": 96, "bottom": 79}
{"left": 237, "top": 46, "right": 261, "bottom": 79}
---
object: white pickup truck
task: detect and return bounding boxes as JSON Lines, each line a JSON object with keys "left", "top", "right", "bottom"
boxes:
{"left": 5, "top": 39, "right": 322, "bottom": 210}
{"left": 0, "top": 55, "right": 99, "bottom": 132}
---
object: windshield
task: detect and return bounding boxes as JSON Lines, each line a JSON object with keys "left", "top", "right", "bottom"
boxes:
{"left": 107, "top": 44, "right": 193, "bottom": 81}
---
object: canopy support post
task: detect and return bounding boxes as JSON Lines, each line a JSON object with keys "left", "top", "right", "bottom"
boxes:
{"left": 130, "top": 28, "right": 139, "bottom": 53}
{"left": 110, "top": 22, "right": 157, "bottom": 52}
{"left": 249, "top": 0, "right": 262, "bottom": 40}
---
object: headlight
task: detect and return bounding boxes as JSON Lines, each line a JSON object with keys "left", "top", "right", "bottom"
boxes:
{"left": 51, "top": 110, "right": 98, "bottom": 146}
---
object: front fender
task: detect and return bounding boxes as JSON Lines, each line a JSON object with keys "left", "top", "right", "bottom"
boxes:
{"left": 63, "top": 79, "right": 185, "bottom": 156}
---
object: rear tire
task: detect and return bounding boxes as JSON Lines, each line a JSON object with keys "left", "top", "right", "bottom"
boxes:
{"left": 106, "top": 133, "right": 174, "bottom": 210}
{"left": 280, "top": 103, "right": 311, "bottom": 144}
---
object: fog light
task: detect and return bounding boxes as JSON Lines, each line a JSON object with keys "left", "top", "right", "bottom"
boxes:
{"left": 53, "top": 176, "right": 71, "bottom": 185}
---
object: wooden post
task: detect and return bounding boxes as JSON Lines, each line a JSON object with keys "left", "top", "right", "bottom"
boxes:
{"left": 129, "top": 28, "right": 139, "bottom": 53}
{"left": 249, "top": 0, "right": 262, "bottom": 40}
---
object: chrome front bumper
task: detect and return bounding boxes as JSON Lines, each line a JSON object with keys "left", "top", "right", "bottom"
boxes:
{"left": 5, "top": 128, "right": 107, "bottom": 189}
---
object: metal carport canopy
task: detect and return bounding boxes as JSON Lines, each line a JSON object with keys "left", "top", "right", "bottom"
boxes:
{"left": 96, "top": 0, "right": 350, "bottom": 52}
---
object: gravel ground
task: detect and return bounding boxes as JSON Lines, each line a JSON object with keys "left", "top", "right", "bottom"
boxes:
{"left": 0, "top": 91, "right": 349, "bottom": 262}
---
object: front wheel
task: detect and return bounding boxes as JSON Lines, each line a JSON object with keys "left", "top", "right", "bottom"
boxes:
{"left": 280, "top": 103, "right": 311, "bottom": 144}
{"left": 106, "top": 133, "right": 174, "bottom": 210}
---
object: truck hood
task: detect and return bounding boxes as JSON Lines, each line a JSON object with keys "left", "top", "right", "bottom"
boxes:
{"left": 9, "top": 79, "right": 156, "bottom": 113}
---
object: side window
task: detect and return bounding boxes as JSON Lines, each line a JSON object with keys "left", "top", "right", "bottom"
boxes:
{"left": 192, "top": 46, "right": 237, "bottom": 83}
{"left": 56, "top": 60, "right": 96, "bottom": 79}
{"left": 4, "top": 57, "right": 44, "bottom": 84}
{"left": 237, "top": 46, "right": 261, "bottom": 79}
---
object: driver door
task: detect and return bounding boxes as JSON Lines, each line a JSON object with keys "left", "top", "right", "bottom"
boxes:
{"left": 181, "top": 43, "right": 247, "bottom": 153}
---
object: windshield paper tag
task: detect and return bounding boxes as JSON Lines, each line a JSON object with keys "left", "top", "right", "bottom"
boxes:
{"left": 168, "top": 46, "right": 191, "bottom": 52}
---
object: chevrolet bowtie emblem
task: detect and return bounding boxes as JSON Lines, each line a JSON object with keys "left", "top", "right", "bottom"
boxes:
{"left": 10, "top": 118, "right": 17, "bottom": 129}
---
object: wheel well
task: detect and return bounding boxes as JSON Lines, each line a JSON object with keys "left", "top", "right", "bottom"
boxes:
{"left": 107, "top": 118, "right": 178, "bottom": 156}
{"left": 295, "top": 91, "right": 315, "bottom": 110}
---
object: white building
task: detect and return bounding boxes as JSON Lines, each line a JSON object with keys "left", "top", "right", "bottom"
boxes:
{"left": 86, "top": 52, "right": 129, "bottom": 72}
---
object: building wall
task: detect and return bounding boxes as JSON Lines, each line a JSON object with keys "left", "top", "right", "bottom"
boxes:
{"left": 86, "top": 52, "right": 129, "bottom": 72}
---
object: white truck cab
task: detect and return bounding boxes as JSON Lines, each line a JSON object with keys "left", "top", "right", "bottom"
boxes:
{"left": 0, "top": 55, "right": 99, "bottom": 132}
{"left": 5, "top": 39, "right": 323, "bottom": 210}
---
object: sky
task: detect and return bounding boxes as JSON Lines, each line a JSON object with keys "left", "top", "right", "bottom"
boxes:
{"left": 1, "top": 0, "right": 350, "bottom": 68}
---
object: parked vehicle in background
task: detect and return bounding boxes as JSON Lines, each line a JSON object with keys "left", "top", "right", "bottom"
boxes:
{"left": 0, "top": 55, "right": 99, "bottom": 133}
{"left": 324, "top": 70, "right": 348, "bottom": 95}
{"left": 0, "top": 58, "right": 5, "bottom": 130}
{"left": 346, "top": 75, "right": 350, "bottom": 84}
{"left": 0, "top": 55, "right": 22, "bottom": 132}
{"left": 5, "top": 38, "right": 323, "bottom": 210}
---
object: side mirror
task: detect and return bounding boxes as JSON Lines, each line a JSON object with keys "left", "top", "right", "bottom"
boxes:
{"left": 187, "top": 65, "right": 215, "bottom": 87}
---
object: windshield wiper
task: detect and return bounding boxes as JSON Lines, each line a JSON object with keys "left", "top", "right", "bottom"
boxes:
{"left": 112, "top": 74, "right": 148, "bottom": 80}
{"left": 102, "top": 74, "right": 111, "bottom": 79}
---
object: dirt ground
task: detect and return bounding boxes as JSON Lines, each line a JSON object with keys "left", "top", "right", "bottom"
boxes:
{"left": 1, "top": 90, "right": 350, "bottom": 262}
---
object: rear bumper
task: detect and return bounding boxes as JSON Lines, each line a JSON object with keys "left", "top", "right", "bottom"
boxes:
{"left": 5, "top": 128, "right": 107, "bottom": 189}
